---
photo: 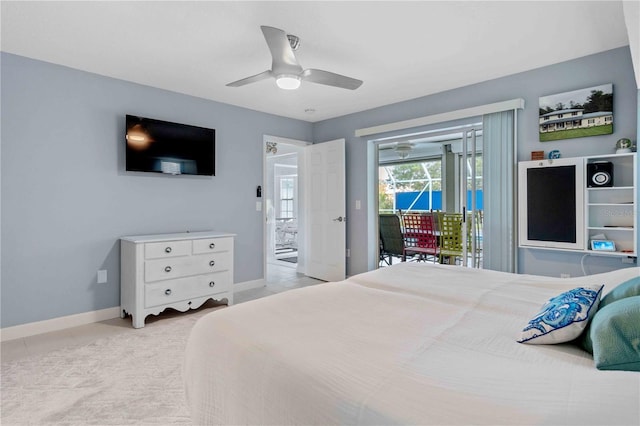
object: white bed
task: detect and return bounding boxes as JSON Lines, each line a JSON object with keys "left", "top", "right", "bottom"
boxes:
{"left": 184, "top": 263, "right": 640, "bottom": 425}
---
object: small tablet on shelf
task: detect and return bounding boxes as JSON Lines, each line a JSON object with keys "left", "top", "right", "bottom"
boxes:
{"left": 590, "top": 239, "right": 616, "bottom": 251}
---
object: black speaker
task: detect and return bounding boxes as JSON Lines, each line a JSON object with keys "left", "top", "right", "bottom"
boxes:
{"left": 587, "top": 161, "right": 613, "bottom": 187}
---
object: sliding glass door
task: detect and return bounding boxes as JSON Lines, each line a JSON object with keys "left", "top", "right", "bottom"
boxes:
{"left": 376, "top": 126, "right": 483, "bottom": 268}
{"left": 457, "top": 129, "right": 483, "bottom": 268}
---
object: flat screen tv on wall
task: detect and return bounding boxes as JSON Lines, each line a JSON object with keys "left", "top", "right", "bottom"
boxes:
{"left": 125, "top": 115, "right": 215, "bottom": 176}
{"left": 517, "top": 157, "right": 585, "bottom": 251}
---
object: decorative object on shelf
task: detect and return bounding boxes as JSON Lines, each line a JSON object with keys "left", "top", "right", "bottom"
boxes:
{"left": 548, "top": 150, "right": 561, "bottom": 159}
{"left": 616, "top": 138, "right": 632, "bottom": 154}
{"left": 539, "top": 83, "right": 613, "bottom": 142}
{"left": 531, "top": 150, "right": 544, "bottom": 160}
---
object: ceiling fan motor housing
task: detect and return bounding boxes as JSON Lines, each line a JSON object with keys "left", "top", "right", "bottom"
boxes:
{"left": 287, "top": 34, "right": 300, "bottom": 50}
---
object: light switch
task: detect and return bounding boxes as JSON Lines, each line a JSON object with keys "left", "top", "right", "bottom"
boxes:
{"left": 97, "top": 270, "right": 108, "bottom": 284}
{"left": 355, "top": 200, "right": 361, "bottom": 210}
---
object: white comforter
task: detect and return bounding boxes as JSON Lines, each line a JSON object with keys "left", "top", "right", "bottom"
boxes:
{"left": 184, "top": 263, "right": 640, "bottom": 425}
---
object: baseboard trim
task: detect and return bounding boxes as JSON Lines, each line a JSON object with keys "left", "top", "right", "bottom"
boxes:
{"left": 233, "top": 279, "right": 265, "bottom": 292}
{"left": 1, "top": 279, "right": 265, "bottom": 342}
{"left": 1, "top": 307, "right": 121, "bottom": 342}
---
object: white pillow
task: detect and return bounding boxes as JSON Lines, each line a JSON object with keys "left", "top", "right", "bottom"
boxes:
{"left": 518, "top": 284, "right": 603, "bottom": 344}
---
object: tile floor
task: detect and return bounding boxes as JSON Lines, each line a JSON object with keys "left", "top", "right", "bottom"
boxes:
{"left": 1, "top": 261, "right": 323, "bottom": 363}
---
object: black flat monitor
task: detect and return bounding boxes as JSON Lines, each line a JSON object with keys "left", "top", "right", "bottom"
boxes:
{"left": 518, "top": 158, "right": 585, "bottom": 250}
{"left": 125, "top": 115, "right": 215, "bottom": 176}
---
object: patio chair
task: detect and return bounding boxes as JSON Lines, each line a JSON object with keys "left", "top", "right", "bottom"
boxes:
{"left": 379, "top": 214, "right": 405, "bottom": 265}
{"left": 401, "top": 213, "right": 439, "bottom": 262}
{"left": 438, "top": 212, "right": 464, "bottom": 265}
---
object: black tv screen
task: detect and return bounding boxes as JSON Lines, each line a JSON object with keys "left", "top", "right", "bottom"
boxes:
{"left": 526, "top": 165, "right": 576, "bottom": 243}
{"left": 125, "top": 115, "right": 215, "bottom": 176}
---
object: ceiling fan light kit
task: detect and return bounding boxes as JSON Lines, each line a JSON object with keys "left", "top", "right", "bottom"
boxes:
{"left": 276, "top": 74, "right": 301, "bottom": 90}
{"left": 227, "top": 25, "right": 363, "bottom": 91}
{"left": 394, "top": 142, "right": 414, "bottom": 159}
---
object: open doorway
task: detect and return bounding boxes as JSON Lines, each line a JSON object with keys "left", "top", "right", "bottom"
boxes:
{"left": 272, "top": 159, "right": 298, "bottom": 264}
{"left": 376, "top": 124, "right": 483, "bottom": 268}
{"left": 263, "top": 136, "right": 309, "bottom": 281}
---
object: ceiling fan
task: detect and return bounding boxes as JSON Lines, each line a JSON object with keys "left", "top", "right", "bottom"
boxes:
{"left": 226, "top": 25, "right": 363, "bottom": 91}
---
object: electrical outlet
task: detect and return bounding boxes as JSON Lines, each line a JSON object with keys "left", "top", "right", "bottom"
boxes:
{"left": 97, "top": 270, "right": 108, "bottom": 284}
{"left": 560, "top": 273, "right": 570, "bottom": 278}
{"left": 346, "top": 248, "right": 351, "bottom": 257}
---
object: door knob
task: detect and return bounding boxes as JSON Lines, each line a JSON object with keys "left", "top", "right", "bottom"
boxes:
{"left": 333, "top": 216, "right": 346, "bottom": 222}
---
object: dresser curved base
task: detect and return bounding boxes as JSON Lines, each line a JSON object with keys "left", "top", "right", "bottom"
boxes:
{"left": 123, "top": 292, "right": 233, "bottom": 329}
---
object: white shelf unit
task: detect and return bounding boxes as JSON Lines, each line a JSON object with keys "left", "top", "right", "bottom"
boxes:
{"left": 585, "top": 153, "right": 637, "bottom": 257}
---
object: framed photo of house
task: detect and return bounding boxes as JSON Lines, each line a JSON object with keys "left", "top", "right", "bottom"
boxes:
{"left": 539, "top": 84, "right": 613, "bottom": 142}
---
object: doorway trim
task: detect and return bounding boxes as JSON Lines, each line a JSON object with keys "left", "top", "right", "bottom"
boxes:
{"left": 356, "top": 98, "right": 524, "bottom": 137}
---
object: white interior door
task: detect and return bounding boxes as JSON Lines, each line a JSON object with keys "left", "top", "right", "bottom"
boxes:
{"left": 305, "top": 139, "right": 346, "bottom": 282}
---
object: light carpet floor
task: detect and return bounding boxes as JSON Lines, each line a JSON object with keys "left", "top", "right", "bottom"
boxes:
{"left": 1, "top": 306, "right": 226, "bottom": 425}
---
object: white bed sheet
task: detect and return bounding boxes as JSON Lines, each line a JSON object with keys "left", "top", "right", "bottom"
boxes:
{"left": 184, "top": 263, "right": 640, "bottom": 425}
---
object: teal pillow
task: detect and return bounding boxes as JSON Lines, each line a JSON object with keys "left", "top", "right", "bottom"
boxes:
{"left": 599, "top": 275, "right": 640, "bottom": 310}
{"left": 581, "top": 275, "right": 640, "bottom": 353}
{"left": 588, "top": 296, "right": 640, "bottom": 371}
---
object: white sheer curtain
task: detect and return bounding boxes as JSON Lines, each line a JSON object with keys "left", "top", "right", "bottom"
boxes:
{"left": 482, "top": 110, "right": 516, "bottom": 272}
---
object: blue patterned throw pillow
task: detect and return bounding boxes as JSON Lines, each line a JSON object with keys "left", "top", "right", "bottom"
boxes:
{"left": 518, "top": 285, "right": 604, "bottom": 344}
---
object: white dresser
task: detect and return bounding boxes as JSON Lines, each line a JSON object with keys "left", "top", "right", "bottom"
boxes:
{"left": 120, "top": 231, "right": 234, "bottom": 328}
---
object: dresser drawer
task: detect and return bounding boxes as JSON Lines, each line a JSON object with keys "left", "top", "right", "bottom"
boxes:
{"left": 144, "top": 251, "right": 232, "bottom": 282}
{"left": 193, "top": 237, "right": 233, "bottom": 254}
{"left": 145, "top": 240, "right": 191, "bottom": 259}
{"left": 144, "top": 271, "right": 232, "bottom": 308}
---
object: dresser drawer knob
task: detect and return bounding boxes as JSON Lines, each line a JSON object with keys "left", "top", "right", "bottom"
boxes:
{"left": 165, "top": 246, "right": 172, "bottom": 253}
{"left": 209, "top": 260, "right": 215, "bottom": 267}
{"left": 164, "top": 266, "right": 172, "bottom": 273}
{"left": 209, "top": 281, "right": 215, "bottom": 287}
{"left": 165, "top": 289, "right": 172, "bottom": 296}
{"left": 209, "top": 243, "right": 216, "bottom": 249}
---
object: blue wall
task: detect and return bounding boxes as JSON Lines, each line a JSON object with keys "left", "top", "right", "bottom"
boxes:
{"left": 1, "top": 53, "right": 312, "bottom": 327}
{"left": 1, "top": 47, "right": 637, "bottom": 327}
{"left": 313, "top": 46, "right": 638, "bottom": 278}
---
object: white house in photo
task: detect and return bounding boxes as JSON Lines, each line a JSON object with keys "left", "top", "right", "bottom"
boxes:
{"left": 539, "top": 108, "right": 613, "bottom": 133}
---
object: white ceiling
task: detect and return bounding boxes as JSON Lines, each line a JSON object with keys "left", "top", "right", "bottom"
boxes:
{"left": 1, "top": 1, "right": 633, "bottom": 123}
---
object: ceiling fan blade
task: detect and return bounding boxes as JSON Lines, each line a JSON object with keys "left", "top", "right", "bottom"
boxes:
{"left": 301, "top": 69, "right": 363, "bottom": 90}
{"left": 260, "top": 25, "right": 303, "bottom": 75}
{"left": 226, "top": 70, "right": 273, "bottom": 87}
